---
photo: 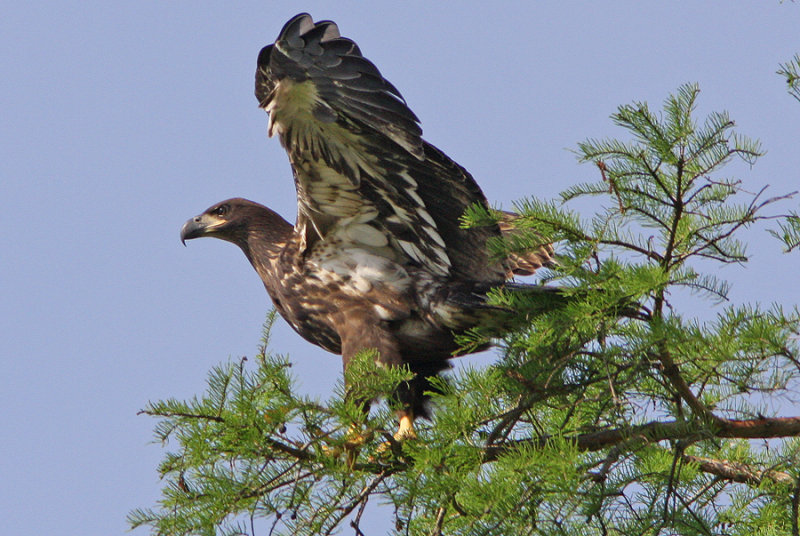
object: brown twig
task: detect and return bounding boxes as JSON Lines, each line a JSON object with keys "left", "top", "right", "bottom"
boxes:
{"left": 792, "top": 475, "right": 800, "bottom": 536}
{"left": 663, "top": 442, "right": 686, "bottom": 523}
{"left": 598, "top": 161, "right": 627, "bottom": 214}
{"left": 430, "top": 506, "right": 446, "bottom": 536}
{"left": 651, "top": 348, "right": 719, "bottom": 424}
{"left": 338, "top": 472, "right": 387, "bottom": 535}
{"left": 683, "top": 454, "right": 794, "bottom": 487}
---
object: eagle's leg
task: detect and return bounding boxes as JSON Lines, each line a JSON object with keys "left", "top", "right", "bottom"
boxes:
{"left": 391, "top": 380, "right": 421, "bottom": 441}
{"left": 390, "top": 360, "right": 451, "bottom": 441}
{"left": 338, "top": 312, "right": 451, "bottom": 443}
{"left": 339, "top": 310, "right": 408, "bottom": 445}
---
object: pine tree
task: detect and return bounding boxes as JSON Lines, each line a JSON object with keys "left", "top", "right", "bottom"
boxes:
{"left": 130, "top": 84, "right": 800, "bottom": 536}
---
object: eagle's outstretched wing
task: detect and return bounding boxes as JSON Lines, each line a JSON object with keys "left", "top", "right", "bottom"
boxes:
{"left": 255, "top": 13, "right": 509, "bottom": 282}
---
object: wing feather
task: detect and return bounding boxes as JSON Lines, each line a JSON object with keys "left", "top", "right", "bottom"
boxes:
{"left": 255, "top": 14, "right": 521, "bottom": 282}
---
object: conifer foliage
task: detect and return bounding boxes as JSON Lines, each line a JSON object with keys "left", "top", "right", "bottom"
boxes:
{"left": 132, "top": 85, "right": 800, "bottom": 535}
{"left": 779, "top": 53, "right": 800, "bottom": 105}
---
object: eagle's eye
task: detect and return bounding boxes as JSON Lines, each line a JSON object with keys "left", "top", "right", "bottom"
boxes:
{"left": 213, "top": 205, "right": 229, "bottom": 217}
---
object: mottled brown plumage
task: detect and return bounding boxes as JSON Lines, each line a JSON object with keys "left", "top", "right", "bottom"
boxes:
{"left": 181, "top": 14, "right": 555, "bottom": 438}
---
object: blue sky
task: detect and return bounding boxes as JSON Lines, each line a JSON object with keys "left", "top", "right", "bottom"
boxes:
{"left": 2, "top": 2, "right": 798, "bottom": 534}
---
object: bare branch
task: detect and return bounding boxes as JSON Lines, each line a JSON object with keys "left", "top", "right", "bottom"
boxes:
{"left": 684, "top": 454, "right": 794, "bottom": 487}
{"left": 484, "top": 416, "right": 800, "bottom": 460}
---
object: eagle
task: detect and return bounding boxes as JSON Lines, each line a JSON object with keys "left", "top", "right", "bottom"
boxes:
{"left": 180, "top": 13, "right": 554, "bottom": 441}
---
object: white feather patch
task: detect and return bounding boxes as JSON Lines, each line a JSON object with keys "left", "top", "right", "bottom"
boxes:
{"left": 397, "top": 170, "right": 418, "bottom": 188}
{"left": 417, "top": 208, "right": 438, "bottom": 228}
{"left": 423, "top": 225, "right": 448, "bottom": 249}
{"left": 345, "top": 223, "right": 389, "bottom": 248}
{"left": 406, "top": 188, "right": 425, "bottom": 208}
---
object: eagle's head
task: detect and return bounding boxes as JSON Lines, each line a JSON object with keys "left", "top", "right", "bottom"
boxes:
{"left": 181, "top": 198, "right": 249, "bottom": 245}
{"left": 180, "top": 198, "right": 291, "bottom": 249}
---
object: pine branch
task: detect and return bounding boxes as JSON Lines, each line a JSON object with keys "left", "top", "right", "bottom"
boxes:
{"left": 769, "top": 210, "right": 800, "bottom": 252}
{"left": 652, "top": 345, "right": 718, "bottom": 422}
{"left": 683, "top": 454, "right": 794, "bottom": 487}
{"left": 484, "top": 416, "right": 800, "bottom": 459}
{"left": 778, "top": 53, "right": 800, "bottom": 104}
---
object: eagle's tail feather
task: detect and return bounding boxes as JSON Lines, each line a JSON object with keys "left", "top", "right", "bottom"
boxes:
{"left": 498, "top": 211, "right": 556, "bottom": 277}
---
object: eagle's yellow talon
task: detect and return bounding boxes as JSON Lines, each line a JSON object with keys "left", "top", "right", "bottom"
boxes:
{"left": 394, "top": 413, "right": 417, "bottom": 441}
{"left": 375, "top": 412, "right": 417, "bottom": 456}
{"left": 321, "top": 425, "right": 372, "bottom": 463}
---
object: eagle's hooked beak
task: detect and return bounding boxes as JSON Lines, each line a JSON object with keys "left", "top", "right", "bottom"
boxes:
{"left": 180, "top": 215, "right": 209, "bottom": 246}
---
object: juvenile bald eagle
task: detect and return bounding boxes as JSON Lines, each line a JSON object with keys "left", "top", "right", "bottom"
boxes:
{"left": 181, "top": 13, "right": 554, "bottom": 440}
